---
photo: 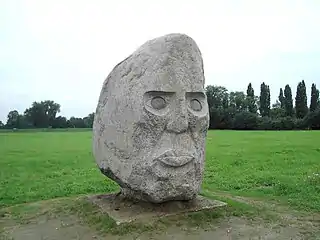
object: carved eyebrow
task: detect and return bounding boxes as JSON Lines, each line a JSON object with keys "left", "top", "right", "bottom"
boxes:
{"left": 144, "top": 91, "right": 175, "bottom": 96}
{"left": 143, "top": 91, "right": 206, "bottom": 98}
{"left": 186, "top": 92, "right": 206, "bottom": 97}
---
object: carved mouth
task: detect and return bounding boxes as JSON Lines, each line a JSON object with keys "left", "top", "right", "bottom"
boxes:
{"left": 155, "top": 150, "right": 194, "bottom": 167}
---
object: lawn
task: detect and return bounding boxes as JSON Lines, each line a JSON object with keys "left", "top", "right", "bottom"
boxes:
{"left": 0, "top": 130, "right": 319, "bottom": 211}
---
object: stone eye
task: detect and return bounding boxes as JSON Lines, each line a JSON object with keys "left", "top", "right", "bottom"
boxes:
{"left": 190, "top": 99, "right": 202, "bottom": 111}
{"left": 151, "top": 96, "right": 166, "bottom": 110}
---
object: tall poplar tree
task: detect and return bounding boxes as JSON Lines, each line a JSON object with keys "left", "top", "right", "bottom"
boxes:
{"left": 310, "top": 83, "right": 319, "bottom": 112}
{"left": 284, "top": 84, "right": 294, "bottom": 117}
{"left": 259, "top": 82, "right": 270, "bottom": 117}
{"left": 295, "top": 80, "right": 308, "bottom": 118}
{"left": 278, "top": 88, "right": 285, "bottom": 108}
{"left": 246, "top": 83, "right": 257, "bottom": 113}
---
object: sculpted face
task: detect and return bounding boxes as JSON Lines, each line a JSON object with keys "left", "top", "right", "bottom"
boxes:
{"left": 93, "top": 33, "right": 209, "bottom": 203}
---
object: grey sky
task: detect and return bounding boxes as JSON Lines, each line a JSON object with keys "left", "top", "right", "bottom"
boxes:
{"left": 1, "top": 0, "right": 320, "bottom": 122}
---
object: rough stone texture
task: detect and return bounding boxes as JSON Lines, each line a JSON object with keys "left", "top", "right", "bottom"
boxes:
{"left": 93, "top": 33, "right": 209, "bottom": 203}
{"left": 87, "top": 193, "right": 227, "bottom": 225}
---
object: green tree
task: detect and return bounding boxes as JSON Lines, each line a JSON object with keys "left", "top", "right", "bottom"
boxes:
{"left": 232, "top": 111, "right": 259, "bottom": 130}
{"left": 304, "top": 109, "right": 320, "bottom": 130}
{"left": 267, "top": 85, "right": 271, "bottom": 113}
{"left": 259, "top": 82, "right": 270, "bottom": 117}
{"left": 205, "top": 85, "right": 229, "bottom": 109}
{"left": 83, "top": 113, "right": 95, "bottom": 128}
{"left": 24, "top": 100, "right": 61, "bottom": 128}
{"left": 205, "top": 85, "right": 230, "bottom": 129}
{"left": 43, "top": 100, "right": 61, "bottom": 126}
{"left": 246, "top": 83, "right": 257, "bottom": 113}
{"left": 222, "top": 94, "right": 229, "bottom": 109}
{"left": 52, "top": 116, "right": 68, "bottom": 128}
{"left": 284, "top": 84, "right": 294, "bottom": 117}
{"left": 295, "top": 80, "right": 308, "bottom": 118}
{"left": 69, "top": 117, "right": 86, "bottom": 128}
{"left": 24, "top": 102, "right": 48, "bottom": 127}
{"left": 6, "top": 110, "right": 20, "bottom": 128}
{"left": 229, "top": 91, "right": 247, "bottom": 112}
{"left": 278, "top": 88, "right": 285, "bottom": 108}
{"left": 310, "top": 83, "right": 319, "bottom": 112}
{"left": 0, "top": 121, "right": 4, "bottom": 128}
{"left": 18, "top": 114, "right": 31, "bottom": 128}
{"left": 270, "top": 101, "right": 285, "bottom": 119}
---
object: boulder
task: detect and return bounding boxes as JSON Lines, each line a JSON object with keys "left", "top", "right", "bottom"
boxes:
{"left": 93, "top": 33, "right": 209, "bottom": 203}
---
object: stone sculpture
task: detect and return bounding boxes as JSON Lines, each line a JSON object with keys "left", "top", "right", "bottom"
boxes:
{"left": 93, "top": 33, "right": 209, "bottom": 203}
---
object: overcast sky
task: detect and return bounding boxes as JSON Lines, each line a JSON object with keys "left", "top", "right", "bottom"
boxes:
{"left": 1, "top": 0, "right": 320, "bottom": 122}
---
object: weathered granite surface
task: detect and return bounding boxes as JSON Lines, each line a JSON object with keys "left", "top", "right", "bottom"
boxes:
{"left": 93, "top": 33, "right": 209, "bottom": 203}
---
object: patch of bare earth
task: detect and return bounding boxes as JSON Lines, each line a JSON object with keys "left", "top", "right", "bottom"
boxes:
{"left": 1, "top": 193, "right": 319, "bottom": 240}
{"left": 1, "top": 215, "right": 106, "bottom": 240}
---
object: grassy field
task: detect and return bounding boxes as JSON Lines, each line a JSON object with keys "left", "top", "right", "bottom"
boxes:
{"left": 0, "top": 130, "right": 319, "bottom": 212}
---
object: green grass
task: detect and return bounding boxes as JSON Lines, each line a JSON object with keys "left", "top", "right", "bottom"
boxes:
{"left": 203, "top": 130, "right": 320, "bottom": 211}
{"left": 0, "top": 131, "right": 118, "bottom": 208}
{"left": 0, "top": 130, "right": 319, "bottom": 211}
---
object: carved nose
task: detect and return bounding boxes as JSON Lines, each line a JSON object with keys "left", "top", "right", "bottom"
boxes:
{"left": 166, "top": 101, "right": 188, "bottom": 133}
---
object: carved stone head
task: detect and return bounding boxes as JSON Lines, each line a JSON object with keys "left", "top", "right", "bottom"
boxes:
{"left": 93, "top": 33, "right": 209, "bottom": 203}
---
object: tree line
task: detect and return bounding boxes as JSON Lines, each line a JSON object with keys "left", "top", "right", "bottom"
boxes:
{"left": 1, "top": 100, "right": 95, "bottom": 129}
{"left": 1, "top": 80, "right": 319, "bottom": 130}
{"left": 206, "top": 80, "right": 320, "bottom": 130}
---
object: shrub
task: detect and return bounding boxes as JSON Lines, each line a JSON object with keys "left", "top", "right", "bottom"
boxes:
{"left": 304, "top": 109, "right": 320, "bottom": 130}
{"left": 232, "top": 112, "right": 259, "bottom": 130}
